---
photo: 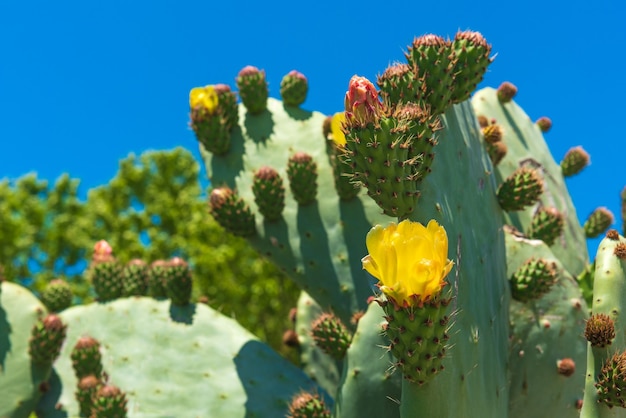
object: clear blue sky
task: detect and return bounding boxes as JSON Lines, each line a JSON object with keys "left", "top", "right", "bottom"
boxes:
{"left": 1, "top": 0, "right": 624, "bottom": 258}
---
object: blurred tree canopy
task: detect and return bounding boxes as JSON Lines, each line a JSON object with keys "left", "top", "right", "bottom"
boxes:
{"left": 0, "top": 147, "right": 299, "bottom": 357}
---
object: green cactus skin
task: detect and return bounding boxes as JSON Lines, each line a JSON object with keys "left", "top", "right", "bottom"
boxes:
{"left": 333, "top": 301, "right": 401, "bottom": 418}
{"left": 209, "top": 186, "right": 256, "bottom": 237}
{"left": 252, "top": 165, "right": 286, "bottom": 221}
{"left": 509, "top": 257, "right": 558, "bottom": 302}
{"left": 147, "top": 259, "right": 168, "bottom": 299}
{"left": 163, "top": 257, "right": 193, "bottom": 306}
{"left": 88, "top": 257, "right": 123, "bottom": 302}
{"left": 380, "top": 292, "right": 451, "bottom": 385}
{"left": 327, "top": 141, "right": 360, "bottom": 201}
{"left": 505, "top": 231, "right": 589, "bottom": 418}
{"left": 29, "top": 313, "right": 67, "bottom": 366}
{"left": 36, "top": 296, "right": 330, "bottom": 417}
{"left": 450, "top": 30, "right": 492, "bottom": 104}
{"left": 471, "top": 86, "right": 589, "bottom": 277}
{"left": 496, "top": 167, "right": 544, "bottom": 211}
{"left": 295, "top": 291, "right": 343, "bottom": 398}
{"left": 76, "top": 375, "right": 101, "bottom": 418}
{"left": 621, "top": 186, "right": 626, "bottom": 236}
{"left": 578, "top": 261, "right": 597, "bottom": 307}
{"left": 90, "top": 384, "right": 128, "bottom": 418}
{"left": 310, "top": 312, "right": 352, "bottom": 361}
{"left": 280, "top": 70, "right": 308, "bottom": 107}
{"left": 405, "top": 34, "right": 456, "bottom": 115}
{"left": 41, "top": 278, "right": 73, "bottom": 312}
{"left": 0, "top": 282, "right": 54, "bottom": 418}
{"left": 121, "top": 259, "right": 148, "bottom": 297}
{"left": 561, "top": 146, "right": 590, "bottom": 178}
{"left": 236, "top": 65, "right": 269, "bottom": 114}
{"left": 287, "top": 391, "right": 331, "bottom": 418}
{"left": 286, "top": 152, "right": 318, "bottom": 206}
{"left": 70, "top": 336, "right": 103, "bottom": 379}
{"left": 527, "top": 206, "right": 565, "bottom": 246}
{"left": 584, "top": 207, "right": 615, "bottom": 239}
{"left": 581, "top": 232, "right": 626, "bottom": 417}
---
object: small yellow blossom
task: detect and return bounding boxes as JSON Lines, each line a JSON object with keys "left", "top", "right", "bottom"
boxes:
{"left": 362, "top": 219, "right": 453, "bottom": 307}
{"left": 189, "top": 85, "right": 219, "bottom": 113}
{"left": 330, "top": 112, "right": 347, "bottom": 147}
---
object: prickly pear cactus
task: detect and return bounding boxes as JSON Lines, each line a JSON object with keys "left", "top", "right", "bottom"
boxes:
{"left": 0, "top": 282, "right": 52, "bottom": 418}
{"left": 36, "top": 296, "right": 329, "bottom": 417}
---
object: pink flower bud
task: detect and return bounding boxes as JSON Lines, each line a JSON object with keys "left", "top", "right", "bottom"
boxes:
{"left": 344, "top": 75, "right": 383, "bottom": 127}
{"left": 93, "top": 240, "right": 112, "bottom": 257}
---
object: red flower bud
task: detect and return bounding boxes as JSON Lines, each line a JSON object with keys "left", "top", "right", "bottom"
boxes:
{"left": 344, "top": 75, "right": 383, "bottom": 127}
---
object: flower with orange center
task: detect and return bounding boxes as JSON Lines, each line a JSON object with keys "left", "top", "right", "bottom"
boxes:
{"left": 362, "top": 219, "right": 453, "bottom": 307}
{"left": 189, "top": 85, "right": 219, "bottom": 114}
{"left": 344, "top": 75, "right": 383, "bottom": 128}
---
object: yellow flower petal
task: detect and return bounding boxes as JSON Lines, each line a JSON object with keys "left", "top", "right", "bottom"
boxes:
{"left": 362, "top": 219, "right": 454, "bottom": 307}
{"left": 189, "top": 85, "right": 219, "bottom": 113}
{"left": 330, "top": 112, "right": 347, "bottom": 147}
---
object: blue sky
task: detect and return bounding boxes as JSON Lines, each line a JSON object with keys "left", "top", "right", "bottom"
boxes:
{"left": 1, "top": 0, "right": 624, "bottom": 258}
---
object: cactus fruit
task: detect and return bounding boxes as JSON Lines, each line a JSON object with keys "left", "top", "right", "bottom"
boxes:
{"left": 252, "top": 166, "right": 286, "bottom": 221}
{"left": 377, "top": 62, "right": 422, "bottom": 106}
{"left": 189, "top": 84, "right": 238, "bottom": 155}
{"left": 450, "top": 30, "right": 492, "bottom": 104}
{"left": 584, "top": 313, "right": 615, "bottom": 348}
{"left": 287, "top": 391, "right": 331, "bottom": 418}
{"left": 595, "top": 351, "right": 626, "bottom": 408}
{"left": 236, "top": 65, "right": 269, "bottom": 114}
{"left": 41, "top": 278, "right": 73, "bottom": 312}
{"left": 310, "top": 312, "right": 352, "bottom": 360}
{"left": 287, "top": 152, "right": 318, "bottom": 206}
{"left": 163, "top": 257, "right": 193, "bottom": 306}
{"left": 280, "top": 70, "right": 308, "bottom": 107}
{"left": 90, "top": 384, "right": 128, "bottom": 417}
{"left": 583, "top": 207, "right": 614, "bottom": 238}
{"left": 497, "top": 81, "right": 517, "bottom": 103}
{"left": 496, "top": 167, "right": 544, "bottom": 211}
{"left": 405, "top": 34, "right": 456, "bottom": 115}
{"left": 209, "top": 186, "right": 256, "bottom": 237}
{"left": 147, "top": 259, "right": 168, "bottom": 298}
{"left": 536, "top": 116, "right": 552, "bottom": 132}
{"left": 29, "top": 313, "right": 67, "bottom": 365}
{"left": 509, "top": 257, "right": 558, "bottom": 302}
{"left": 527, "top": 206, "right": 565, "bottom": 246}
{"left": 88, "top": 240, "right": 123, "bottom": 302}
{"left": 121, "top": 259, "right": 148, "bottom": 297}
{"left": 71, "top": 336, "right": 103, "bottom": 379}
{"left": 76, "top": 375, "right": 101, "bottom": 418}
{"left": 560, "top": 146, "right": 590, "bottom": 177}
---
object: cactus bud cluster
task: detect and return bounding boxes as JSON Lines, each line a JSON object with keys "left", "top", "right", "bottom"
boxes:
{"left": 480, "top": 119, "right": 507, "bottom": 166}
{"left": 287, "top": 152, "right": 318, "bottom": 206}
{"left": 122, "top": 259, "right": 149, "bottom": 297}
{"left": 209, "top": 186, "right": 256, "bottom": 236}
{"left": 560, "top": 146, "right": 590, "bottom": 177}
{"left": 41, "top": 279, "right": 73, "bottom": 312}
{"left": 88, "top": 240, "right": 123, "bottom": 302}
{"left": 497, "top": 81, "right": 517, "bottom": 103}
{"left": 280, "top": 70, "right": 308, "bottom": 107}
{"left": 189, "top": 84, "right": 238, "bottom": 155}
{"left": 509, "top": 257, "right": 558, "bottom": 302}
{"left": 596, "top": 351, "right": 626, "bottom": 408}
{"left": 71, "top": 336, "right": 103, "bottom": 379}
{"left": 527, "top": 206, "right": 565, "bottom": 246}
{"left": 287, "top": 391, "right": 330, "bottom": 418}
{"left": 497, "top": 167, "right": 544, "bottom": 211}
{"left": 29, "top": 314, "right": 67, "bottom": 365}
{"left": 310, "top": 313, "right": 352, "bottom": 360}
{"left": 584, "top": 313, "right": 615, "bottom": 347}
{"left": 236, "top": 65, "right": 269, "bottom": 114}
{"left": 584, "top": 207, "right": 614, "bottom": 238}
{"left": 252, "top": 166, "right": 285, "bottom": 221}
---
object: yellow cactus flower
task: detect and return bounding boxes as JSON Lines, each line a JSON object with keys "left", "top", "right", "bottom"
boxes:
{"left": 330, "top": 112, "right": 347, "bottom": 147}
{"left": 362, "top": 219, "right": 454, "bottom": 307}
{"left": 189, "top": 85, "right": 219, "bottom": 113}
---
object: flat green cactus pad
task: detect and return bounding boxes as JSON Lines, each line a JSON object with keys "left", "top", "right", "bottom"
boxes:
{"left": 505, "top": 230, "right": 588, "bottom": 417}
{"left": 0, "top": 282, "right": 51, "bottom": 418}
{"left": 471, "top": 87, "right": 588, "bottom": 276}
{"left": 201, "top": 98, "right": 390, "bottom": 325}
{"left": 36, "top": 297, "right": 328, "bottom": 417}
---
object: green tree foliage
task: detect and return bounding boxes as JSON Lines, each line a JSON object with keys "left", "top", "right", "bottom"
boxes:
{"left": 0, "top": 147, "right": 299, "bottom": 358}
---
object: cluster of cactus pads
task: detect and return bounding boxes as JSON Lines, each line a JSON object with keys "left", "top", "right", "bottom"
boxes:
{"left": 2, "top": 29, "right": 626, "bottom": 417}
